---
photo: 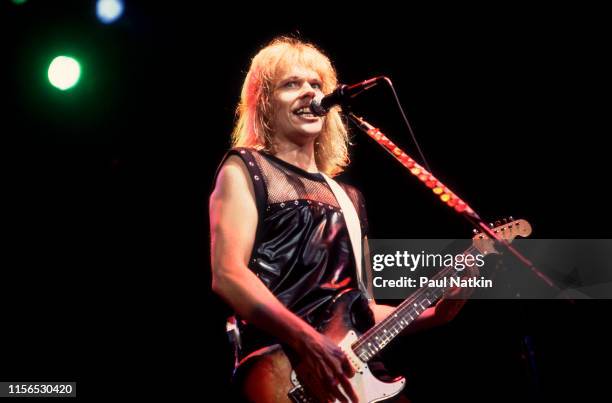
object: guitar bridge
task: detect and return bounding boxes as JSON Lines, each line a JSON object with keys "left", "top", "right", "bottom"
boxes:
{"left": 288, "top": 385, "right": 316, "bottom": 403}
{"left": 288, "top": 371, "right": 316, "bottom": 403}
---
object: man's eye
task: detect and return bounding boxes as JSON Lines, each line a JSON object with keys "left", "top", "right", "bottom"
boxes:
{"left": 285, "top": 81, "right": 299, "bottom": 88}
{"left": 311, "top": 82, "right": 322, "bottom": 90}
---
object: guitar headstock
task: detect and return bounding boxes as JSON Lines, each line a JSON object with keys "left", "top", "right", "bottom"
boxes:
{"left": 472, "top": 218, "right": 532, "bottom": 255}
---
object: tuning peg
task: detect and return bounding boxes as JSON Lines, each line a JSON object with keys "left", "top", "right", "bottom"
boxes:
{"left": 503, "top": 218, "right": 508, "bottom": 224}
{"left": 473, "top": 229, "right": 479, "bottom": 234}
{"left": 494, "top": 220, "right": 501, "bottom": 227}
{"left": 509, "top": 216, "right": 514, "bottom": 221}
{"left": 489, "top": 223, "right": 494, "bottom": 228}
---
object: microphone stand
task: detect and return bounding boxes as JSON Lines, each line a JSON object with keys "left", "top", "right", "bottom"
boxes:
{"left": 347, "top": 112, "right": 560, "bottom": 291}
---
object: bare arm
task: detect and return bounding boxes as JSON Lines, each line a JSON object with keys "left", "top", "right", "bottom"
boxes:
{"left": 210, "top": 155, "right": 357, "bottom": 402}
{"left": 362, "top": 236, "right": 468, "bottom": 332}
{"left": 210, "top": 156, "right": 310, "bottom": 346}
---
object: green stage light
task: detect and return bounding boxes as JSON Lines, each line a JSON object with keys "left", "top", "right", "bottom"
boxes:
{"left": 48, "top": 56, "right": 81, "bottom": 91}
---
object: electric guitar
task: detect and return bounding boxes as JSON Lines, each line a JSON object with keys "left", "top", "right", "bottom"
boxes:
{"left": 242, "top": 219, "right": 532, "bottom": 402}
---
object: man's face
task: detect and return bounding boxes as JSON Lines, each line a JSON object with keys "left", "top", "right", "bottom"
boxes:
{"left": 270, "top": 66, "right": 325, "bottom": 143}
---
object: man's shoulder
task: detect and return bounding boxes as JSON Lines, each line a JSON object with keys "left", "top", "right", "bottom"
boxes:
{"left": 336, "top": 179, "right": 365, "bottom": 201}
{"left": 212, "top": 148, "right": 259, "bottom": 195}
{"left": 216, "top": 147, "right": 261, "bottom": 174}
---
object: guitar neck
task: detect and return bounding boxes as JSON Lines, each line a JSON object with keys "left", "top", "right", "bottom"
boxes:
{"left": 352, "top": 246, "right": 477, "bottom": 363}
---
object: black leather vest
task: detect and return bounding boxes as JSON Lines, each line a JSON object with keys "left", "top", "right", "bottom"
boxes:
{"left": 214, "top": 148, "right": 368, "bottom": 362}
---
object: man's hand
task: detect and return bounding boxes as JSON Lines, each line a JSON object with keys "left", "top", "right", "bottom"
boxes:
{"left": 435, "top": 264, "right": 480, "bottom": 323}
{"left": 291, "top": 329, "right": 358, "bottom": 403}
{"left": 444, "top": 264, "right": 480, "bottom": 300}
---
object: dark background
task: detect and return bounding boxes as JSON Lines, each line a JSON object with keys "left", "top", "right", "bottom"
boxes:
{"left": 2, "top": 1, "right": 610, "bottom": 401}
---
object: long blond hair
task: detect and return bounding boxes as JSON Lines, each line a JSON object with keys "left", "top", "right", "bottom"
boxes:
{"left": 231, "top": 37, "right": 349, "bottom": 176}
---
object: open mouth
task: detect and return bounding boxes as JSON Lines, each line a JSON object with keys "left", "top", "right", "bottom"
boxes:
{"left": 293, "top": 106, "right": 318, "bottom": 119}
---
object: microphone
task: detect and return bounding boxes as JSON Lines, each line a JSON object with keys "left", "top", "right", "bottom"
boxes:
{"left": 310, "top": 76, "right": 387, "bottom": 116}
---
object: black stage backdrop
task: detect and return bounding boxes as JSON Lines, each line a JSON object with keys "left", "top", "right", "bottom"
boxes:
{"left": 2, "top": 1, "right": 610, "bottom": 401}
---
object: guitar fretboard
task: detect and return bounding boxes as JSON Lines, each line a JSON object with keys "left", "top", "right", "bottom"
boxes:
{"left": 352, "top": 246, "right": 478, "bottom": 362}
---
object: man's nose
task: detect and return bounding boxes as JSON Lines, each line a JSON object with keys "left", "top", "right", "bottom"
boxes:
{"left": 299, "top": 83, "right": 317, "bottom": 98}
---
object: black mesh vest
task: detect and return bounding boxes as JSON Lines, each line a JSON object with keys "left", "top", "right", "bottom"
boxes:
{"left": 213, "top": 147, "right": 369, "bottom": 363}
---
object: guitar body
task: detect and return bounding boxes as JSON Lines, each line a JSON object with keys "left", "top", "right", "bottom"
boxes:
{"left": 240, "top": 218, "right": 532, "bottom": 402}
{"left": 242, "top": 289, "right": 406, "bottom": 402}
